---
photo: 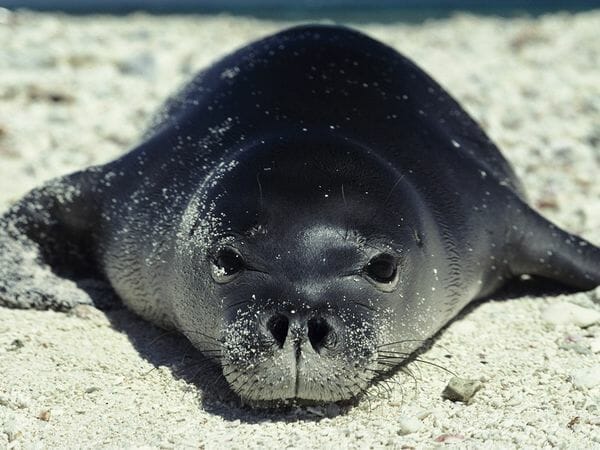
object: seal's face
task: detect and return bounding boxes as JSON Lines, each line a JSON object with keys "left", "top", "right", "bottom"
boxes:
{"left": 210, "top": 223, "right": 402, "bottom": 403}
{"left": 172, "top": 138, "right": 442, "bottom": 404}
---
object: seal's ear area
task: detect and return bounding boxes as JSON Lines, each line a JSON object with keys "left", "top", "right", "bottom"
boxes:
{"left": 507, "top": 203, "right": 600, "bottom": 292}
{"left": 0, "top": 169, "right": 113, "bottom": 311}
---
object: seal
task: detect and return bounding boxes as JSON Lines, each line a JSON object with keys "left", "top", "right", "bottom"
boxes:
{"left": 1, "top": 25, "right": 599, "bottom": 404}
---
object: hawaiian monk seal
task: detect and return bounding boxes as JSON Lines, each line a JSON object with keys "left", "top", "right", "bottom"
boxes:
{"left": 1, "top": 25, "right": 599, "bottom": 405}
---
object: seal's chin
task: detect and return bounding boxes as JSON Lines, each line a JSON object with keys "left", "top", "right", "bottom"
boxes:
{"left": 222, "top": 344, "right": 375, "bottom": 405}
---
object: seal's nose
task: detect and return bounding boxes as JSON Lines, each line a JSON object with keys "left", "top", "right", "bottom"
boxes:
{"left": 266, "top": 313, "right": 332, "bottom": 353}
{"left": 307, "top": 317, "right": 331, "bottom": 353}
{"left": 266, "top": 314, "right": 289, "bottom": 348}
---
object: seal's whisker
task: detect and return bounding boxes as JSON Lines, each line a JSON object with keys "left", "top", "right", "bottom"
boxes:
{"left": 370, "top": 378, "right": 393, "bottom": 397}
{"left": 178, "top": 348, "right": 195, "bottom": 364}
{"left": 237, "top": 377, "right": 258, "bottom": 399}
{"left": 255, "top": 173, "right": 264, "bottom": 212}
{"left": 230, "top": 370, "right": 256, "bottom": 395}
{"left": 145, "top": 329, "right": 181, "bottom": 347}
{"left": 363, "top": 368, "right": 389, "bottom": 379}
{"left": 179, "top": 346, "right": 223, "bottom": 363}
{"left": 375, "top": 360, "right": 404, "bottom": 371}
{"left": 225, "top": 300, "right": 251, "bottom": 311}
{"left": 400, "top": 366, "right": 420, "bottom": 395}
{"left": 367, "top": 174, "right": 406, "bottom": 226}
{"left": 403, "top": 362, "right": 424, "bottom": 382}
{"left": 208, "top": 372, "right": 228, "bottom": 390}
{"left": 377, "top": 349, "right": 412, "bottom": 355}
{"left": 198, "top": 348, "right": 223, "bottom": 354}
{"left": 223, "top": 369, "right": 253, "bottom": 385}
{"left": 377, "top": 354, "right": 457, "bottom": 377}
{"left": 377, "top": 339, "right": 430, "bottom": 348}
{"left": 356, "top": 382, "right": 375, "bottom": 411}
{"left": 330, "top": 381, "right": 347, "bottom": 403}
{"left": 178, "top": 329, "right": 224, "bottom": 345}
{"left": 176, "top": 363, "right": 213, "bottom": 376}
{"left": 220, "top": 369, "right": 246, "bottom": 392}
{"left": 175, "top": 356, "right": 220, "bottom": 373}
{"left": 180, "top": 367, "right": 203, "bottom": 383}
{"left": 372, "top": 374, "right": 407, "bottom": 407}
{"left": 355, "top": 302, "right": 377, "bottom": 312}
{"left": 180, "top": 341, "right": 223, "bottom": 354}
{"left": 178, "top": 351, "right": 222, "bottom": 364}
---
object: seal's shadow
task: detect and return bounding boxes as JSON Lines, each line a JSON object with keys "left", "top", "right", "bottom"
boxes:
{"left": 451, "top": 276, "right": 575, "bottom": 322}
{"left": 399, "top": 276, "right": 576, "bottom": 359}
{"left": 93, "top": 287, "right": 350, "bottom": 423}
{"left": 89, "top": 275, "right": 575, "bottom": 423}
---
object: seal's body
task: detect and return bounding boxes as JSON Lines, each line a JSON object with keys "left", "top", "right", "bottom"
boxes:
{"left": 1, "top": 25, "right": 599, "bottom": 404}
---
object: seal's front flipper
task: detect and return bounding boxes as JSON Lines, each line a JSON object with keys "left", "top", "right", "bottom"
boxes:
{"left": 508, "top": 203, "right": 600, "bottom": 292}
{"left": 0, "top": 169, "right": 114, "bottom": 311}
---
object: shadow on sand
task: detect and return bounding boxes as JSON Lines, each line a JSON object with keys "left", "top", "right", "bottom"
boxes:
{"left": 90, "top": 275, "right": 576, "bottom": 423}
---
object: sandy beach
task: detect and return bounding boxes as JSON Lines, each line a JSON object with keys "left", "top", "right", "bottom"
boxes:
{"left": 0, "top": 9, "right": 599, "bottom": 448}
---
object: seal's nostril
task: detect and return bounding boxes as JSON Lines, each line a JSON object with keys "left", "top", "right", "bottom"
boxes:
{"left": 267, "top": 314, "right": 289, "bottom": 348}
{"left": 308, "top": 317, "right": 331, "bottom": 353}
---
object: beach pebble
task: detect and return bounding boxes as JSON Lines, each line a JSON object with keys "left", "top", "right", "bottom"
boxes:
{"left": 434, "top": 434, "right": 465, "bottom": 443}
{"left": 397, "top": 416, "right": 422, "bottom": 435}
{"left": 542, "top": 302, "right": 600, "bottom": 328}
{"left": 442, "top": 377, "right": 483, "bottom": 403}
{"left": 570, "top": 366, "right": 600, "bottom": 389}
{"left": 557, "top": 334, "right": 591, "bottom": 354}
{"left": 37, "top": 409, "right": 51, "bottom": 421}
{"left": 7, "top": 339, "right": 25, "bottom": 352}
{"left": 25, "top": 85, "right": 75, "bottom": 104}
{"left": 589, "top": 337, "right": 600, "bottom": 354}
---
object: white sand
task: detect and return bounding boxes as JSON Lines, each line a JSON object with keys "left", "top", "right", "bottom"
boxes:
{"left": 1, "top": 9, "right": 600, "bottom": 448}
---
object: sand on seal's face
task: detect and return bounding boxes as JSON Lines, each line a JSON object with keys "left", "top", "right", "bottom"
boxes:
{"left": 1, "top": 10, "right": 599, "bottom": 449}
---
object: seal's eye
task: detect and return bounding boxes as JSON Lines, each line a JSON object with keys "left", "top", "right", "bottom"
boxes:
{"left": 212, "top": 248, "right": 244, "bottom": 282}
{"left": 364, "top": 253, "right": 398, "bottom": 284}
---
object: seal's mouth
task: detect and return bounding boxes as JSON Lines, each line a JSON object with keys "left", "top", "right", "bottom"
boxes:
{"left": 221, "top": 350, "right": 376, "bottom": 405}
{"left": 219, "top": 311, "right": 379, "bottom": 404}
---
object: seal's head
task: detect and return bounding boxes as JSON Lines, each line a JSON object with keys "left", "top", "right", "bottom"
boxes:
{"left": 172, "top": 134, "right": 445, "bottom": 404}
